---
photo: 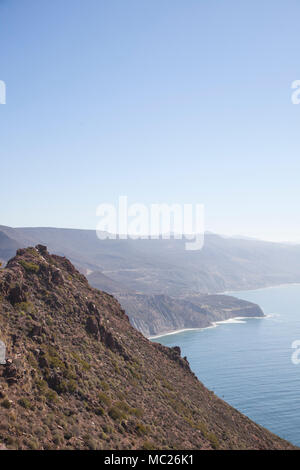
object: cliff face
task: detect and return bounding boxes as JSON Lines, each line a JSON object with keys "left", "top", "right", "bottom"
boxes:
{"left": 0, "top": 247, "right": 294, "bottom": 450}
{"left": 116, "top": 293, "right": 263, "bottom": 337}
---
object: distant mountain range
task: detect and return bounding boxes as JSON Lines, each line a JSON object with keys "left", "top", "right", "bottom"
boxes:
{"left": 1, "top": 225, "right": 300, "bottom": 335}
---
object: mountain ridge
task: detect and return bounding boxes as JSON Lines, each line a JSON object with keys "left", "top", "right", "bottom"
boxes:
{"left": 1, "top": 226, "right": 300, "bottom": 295}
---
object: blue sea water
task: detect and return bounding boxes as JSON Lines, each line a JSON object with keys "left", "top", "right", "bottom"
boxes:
{"left": 152, "top": 284, "right": 300, "bottom": 446}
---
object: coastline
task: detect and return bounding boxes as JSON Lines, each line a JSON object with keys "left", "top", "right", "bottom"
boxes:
{"left": 148, "top": 314, "right": 268, "bottom": 340}
{"left": 148, "top": 283, "right": 298, "bottom": 340}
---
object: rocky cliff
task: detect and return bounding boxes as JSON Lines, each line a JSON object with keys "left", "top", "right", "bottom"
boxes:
{"left": 0, "top": 246, "right": 294, "bottom": 450}
{"left": 114, "top": 293, "right": 263, "bottom": 337}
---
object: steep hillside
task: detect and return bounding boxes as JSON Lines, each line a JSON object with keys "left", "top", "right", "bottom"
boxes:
{"left": 0, "top": 246, "right": 294, "bottom": 449}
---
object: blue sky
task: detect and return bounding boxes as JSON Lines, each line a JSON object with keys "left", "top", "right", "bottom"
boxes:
{"left": 0, "top": 0, "right": 300, "bottom": 242}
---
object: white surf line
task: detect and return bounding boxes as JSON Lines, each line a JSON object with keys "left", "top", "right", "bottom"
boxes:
{"left": 149, "top": 328, "right": 203, "bottom": 340}
{"left": 148, "top": 315, "right": 270, "bottom": 340}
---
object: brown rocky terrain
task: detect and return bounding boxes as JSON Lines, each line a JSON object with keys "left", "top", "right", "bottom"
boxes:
{"left": 0, "top": 246, "right": 295, "bottom": 450}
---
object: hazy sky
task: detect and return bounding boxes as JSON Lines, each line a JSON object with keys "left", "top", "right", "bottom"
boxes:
{"left": 1, "top": 0, "right": 300, "bottom": 242}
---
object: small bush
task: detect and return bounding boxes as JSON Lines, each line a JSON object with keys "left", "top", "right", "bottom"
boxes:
{"left": 66, "top": 379, "right": 78, "bottom": 394}
{"left": 45, "top": 389, "right": 58, "bottom": 403}
{"left": 19, "top": 260, "right": 39, "bottom": 273}
{"left": 18, "top": 397, "right": 32, "bottom": 410}
{"left": 27, "top": 438, "right": 39, "bottom": 450}
{"left": 1, "top": 399, "right": 12, "bottom": 409}
{"left": 94, "top": 407, "right": 105, "bottom": 416}
{"left": 135, "top": 422, "right": 148, "bottom": 436}
{"left": 195, "top": 422, "right": 208, "bottom": 434}
{"left": 35, "top": 378, "right": 48, "bottom": 392}
{"left": 16, "top": 301, "right": 35, "bottom": 314}
{"left": 108, "top": 406, "right": 126, "bottom": 422}
{"left": 84, "top": 435, "right": 98, "bottom": 450}
{"left": 142, "top": 441, "right": 156, "bottom": 450}
{"left": 116, "top": 390, "right": 125, "bottom": 400}
{"left": 115, "top": 400, "right": 130, "bottom": 413}
{"left": 71, "top": 352, "right": 91, "bottom": 371}
{"left": 98, "top": 392, "right": 111, "bottom": 407}
{"left": 130, "top": 407, "right": 144, "bottom": 418}
{"left": 52, "top": 433, "right": 63, "bottom": 445}
{"left": 207, "top": 432, "right": 219, "bottom": 450}
{"left": 100, "top": 381, "right": 109, "bottom": 391}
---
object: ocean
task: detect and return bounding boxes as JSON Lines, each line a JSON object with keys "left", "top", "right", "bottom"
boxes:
{"left": 151, "top": 284, "right": 300, "bottom": 446}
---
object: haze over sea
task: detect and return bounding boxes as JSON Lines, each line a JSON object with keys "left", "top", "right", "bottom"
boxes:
{"left": 152, "top": 284, "right": 300, "bottom": 446}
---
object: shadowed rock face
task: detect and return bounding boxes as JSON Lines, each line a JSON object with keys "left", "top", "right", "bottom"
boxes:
{"left": 0, "top": 247, "right": 295, "bottom": 450}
